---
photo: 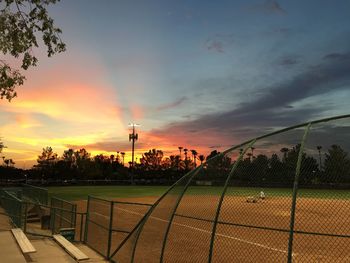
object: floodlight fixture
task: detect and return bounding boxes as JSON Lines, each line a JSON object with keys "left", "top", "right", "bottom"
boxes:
{"left": 128, "top": 123, "right": 140, "bottom": 184}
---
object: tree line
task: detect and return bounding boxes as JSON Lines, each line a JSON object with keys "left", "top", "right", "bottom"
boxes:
{"left": 1, "top": 144, "right": 350, "bottom": 186}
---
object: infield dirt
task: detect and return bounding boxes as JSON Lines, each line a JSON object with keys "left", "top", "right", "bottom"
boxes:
{"left": 74, "top": 195, "right": 350, "bottom": 262}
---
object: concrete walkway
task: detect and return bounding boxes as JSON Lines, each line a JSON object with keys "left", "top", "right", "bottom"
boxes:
{"left": 0, "top": 210, "right": 108, "bottom": 262}
{"left": 0, "top": 207, "right": 12, "bottom": 231}
{"left": 0, "top": 232, "right": 109, "bottom": 263}
{"left": 24, "top": 235, "right": 109, "bottom": 263}
{"left": 0, "top": 231, "right": 26, "bottom": 263}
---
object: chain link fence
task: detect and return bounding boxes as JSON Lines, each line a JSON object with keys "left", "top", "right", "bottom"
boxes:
{"left": 1, "top": 116, "right": 349, "bottom": 262}
{"left": 50, "top": 197, "right": 77, "bottom": 234}
{"left": 0, "top": 189, "right": 24, "bottom": 228}
{"left": 110, "top": 114, "right": 350, "bottom": 262}
{"left": 22, "top": 184, "right": 48, "bottom": 205}
{"left": 85, "top": 196, "right": 152, "bottom": 258}
{"left": 0, "top": 184, "right": 86, "bottom": 241}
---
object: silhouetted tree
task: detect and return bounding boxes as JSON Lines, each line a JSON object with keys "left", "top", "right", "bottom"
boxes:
{"left": 74, "top": 148, "right": 91, "bottom": 177}
{"left": 250, "top": 147, "right": 255, "bottom": 158}
{"left": 120, "top": 152, "right": 125, "bottom": 166}
{"left": 36, "top": 146, "right": 58, "bottom": 179}
{"left": 317, "top": 145, "right": 322, "bottom": 169}
{"left": 140, "top": 149, "right": 164, "bottom": 171}
{"left": 178, "top": 146, "right": 183, "bottom": 160}
{"left": 251, "top": 154, "right": 269, "bottom": 183}
{"left": 198, "top": 155, "right": 205, "bottom": 165}
{"left": 323, "top": 145, "right": 350, "bottom": 183}
{"left": 183, "top": 148, "right": 189, "bottom": 170}
{"left": 267, "top": 153, "right": 284, "bottom": 183}
{"left": 191, "top": 149, "right": 198, "bottom": 167}
{"left": 206, "top": 150, "right": 231, "bottom": 180}
{"left": 4, "top": 158, "right": 15, "bottom": 167}
{"left": 0, "top": 140, "right": 4, "bottom": 153}
{"left": 246, "top": 152, "right": 253, "bottom": 161}
{"left": 0, "top": 0, "right": 66, "bottom": 101}
{"left": 62, "top": 148, "right": 75, "bottom": 169}
{"left": 280, "top": 147, "right": 289, "bottom": 162}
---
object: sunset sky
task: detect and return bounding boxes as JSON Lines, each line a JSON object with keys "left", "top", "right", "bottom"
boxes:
{"left": 1, "top": 0, "right": 350, "bottom": 168}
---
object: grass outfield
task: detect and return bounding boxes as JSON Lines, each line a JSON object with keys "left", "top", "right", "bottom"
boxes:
{"left": 47, "top": 185, "right": 350, "bottom": 201}
{"left": 47, "top": 185, "right": 169, "bottom": 200}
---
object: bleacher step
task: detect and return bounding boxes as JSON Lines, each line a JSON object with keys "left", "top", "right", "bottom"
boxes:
{"left": 26, "top": 217, "right": 40, "bottom": 223}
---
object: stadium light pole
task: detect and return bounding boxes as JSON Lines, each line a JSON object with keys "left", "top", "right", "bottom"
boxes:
{"left": 128, "top": 123, "right": 140, "bottom": 184}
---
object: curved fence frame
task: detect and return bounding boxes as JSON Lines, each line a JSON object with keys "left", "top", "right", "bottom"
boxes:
{"left": 111, "top": 114, "right": 350, "bottom": 263}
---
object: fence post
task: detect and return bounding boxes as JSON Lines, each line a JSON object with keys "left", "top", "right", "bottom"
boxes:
{"left": 72, "top": 204, "right": 77, "bottom": 229}
{"left": 59, "top": 200, "right": 63, "bottom": 231}
{"left": 107, "top": 201, "right": 114, "bottom": 258}
{"left": 84, "top": 196, "right": 90, "bottom": 243}
{"left": 80, "top": 213, "right": 84, "bottom": 242}
{"left": 23, "top": 202, "right": 28, "bottom": 233}
{"left": 287, "top": 123, "right": 311, "bottom": 263}
{"left": 51, "top": 207, "right": 56, "bottom": 234}
{"left": 208, "top": 140, "right": 256, "bottom": 263}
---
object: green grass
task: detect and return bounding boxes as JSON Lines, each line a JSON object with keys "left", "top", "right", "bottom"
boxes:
{"left": 48, "top": 185, "right": 169, "bottom": 201}
{"left": 48, "top": 185, "right": 350, "bottom": 201}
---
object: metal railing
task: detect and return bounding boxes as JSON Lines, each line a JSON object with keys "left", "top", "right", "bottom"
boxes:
{"left": 0, "top": 186, "right": 86, "bottom": 242}
{"left": 50, "top": 197, "right": 77, "bottom": 234}
{"left": 0, "top": 189, "right": 24, "bottom": 228}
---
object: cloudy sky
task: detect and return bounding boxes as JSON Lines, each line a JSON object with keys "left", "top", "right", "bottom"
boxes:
{"left": 1, "top": 0, "right": 350, "bottom": 167}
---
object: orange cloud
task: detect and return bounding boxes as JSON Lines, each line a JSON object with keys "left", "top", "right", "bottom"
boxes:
{"left": 0, "top": 50, "right": 130, "bottom": 167}
{"left": 14, "top": 114, "right": 42, "bottom": 129}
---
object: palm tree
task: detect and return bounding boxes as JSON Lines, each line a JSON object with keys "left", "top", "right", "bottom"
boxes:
{"left": 183, "top": 148, "right": 188, "bottom": 170}
{"left": 183, "top": 148, "right": 188, "bottom": 160}
{"left": 110, "top": 154, "right": 115, "bottom": 163}
{"left": 317, "top": 146, "right": 322, "bottom": 169}
{"left": 178, "top": 146, "right": 183, "bottom": 160}
{"left": 4, "top": 158, "right": 15, "bottom": 167}
{"left": 191, "top": 149, "right": 198, "bottom": 167}
{"left": 116, "top": 151, "right": 120, "bottom": 163}
{"left": 120, "top": 152, "right": 125, "bottom": 166}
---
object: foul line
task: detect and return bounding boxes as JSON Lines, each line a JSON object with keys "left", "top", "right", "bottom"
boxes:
{"left": 109, "top": 207, "right": 294, "bottom": 255}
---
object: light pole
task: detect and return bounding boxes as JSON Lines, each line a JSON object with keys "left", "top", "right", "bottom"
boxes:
{"left": 129, "top": 123, "right": 140, "bottom": 184}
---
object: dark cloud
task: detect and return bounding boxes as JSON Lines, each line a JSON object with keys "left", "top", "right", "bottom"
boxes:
{"left": 236, "top": 52, "right": 350, "bottom": 115}
{"left": 205, "top": 34, "right": 235, "bottom": 53}
{"left": 278, "top": 56, "right": 300, "bottom": 66}
{"left": 207, "top": 40, "right": 224, "bottom": 53}
{"left": 323, "top": 53, "right": 350, "bottom": 60}
{"left": 151, "top": 51, "right": 350, "bottom": 146}
{"left": 156, "top": 96, "right": 187, "bottom": 111}
{"left": 250, "top": 0, "right": 287, "bottom": 15}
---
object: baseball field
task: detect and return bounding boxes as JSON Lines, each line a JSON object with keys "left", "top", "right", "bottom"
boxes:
{"left": 47, "top": 185, "right": 350, "bottom": 262}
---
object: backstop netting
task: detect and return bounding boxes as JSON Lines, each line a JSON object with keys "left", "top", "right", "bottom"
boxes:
{"left": 110, "top": 115, "right": 350, "bottom": 263}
